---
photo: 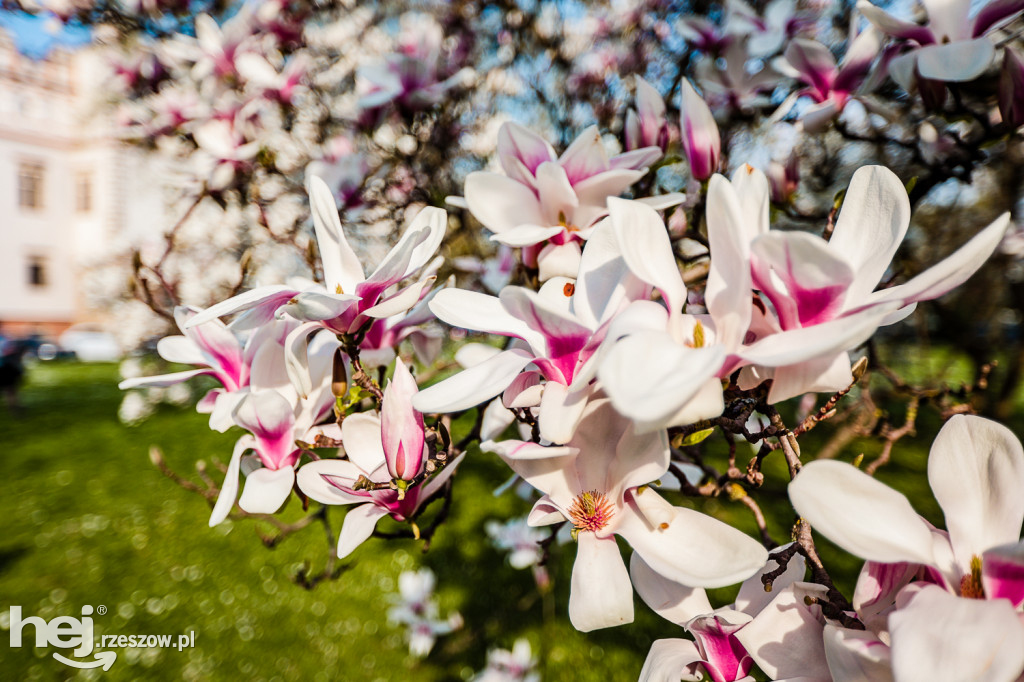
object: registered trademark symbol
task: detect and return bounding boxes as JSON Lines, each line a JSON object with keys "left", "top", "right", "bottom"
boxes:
{"left": 97, "top": 605, "right": 107, "bottom": 615}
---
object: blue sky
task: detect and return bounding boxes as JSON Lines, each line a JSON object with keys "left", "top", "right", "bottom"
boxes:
{"left": 0, "top": 11, "right": 91, "bottom": 59}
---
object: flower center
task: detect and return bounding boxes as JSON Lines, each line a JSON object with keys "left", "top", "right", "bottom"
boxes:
{"left": 568, "top": 490, "right": 614, "bottom": 535}
{"left": 960, "top": 555, "right": 985, "bottom": 599}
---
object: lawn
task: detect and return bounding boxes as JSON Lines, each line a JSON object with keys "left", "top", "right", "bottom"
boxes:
{"left": 0, "top": 359, "right": 951, "bottom": 680}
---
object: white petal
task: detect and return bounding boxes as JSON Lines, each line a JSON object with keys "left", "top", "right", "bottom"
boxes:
{"left": 184, "top": 285, "right": 300, "bottom": 329}
{"left": 630, "top": 553, "right": 714, "bottom": 625}
{"left": 118, "top": 368, "right": 209, "bottom": 390}
{"left": 429, "top": 289, "right": 545, "bottom": 353}
{"left": 491, "top": 224, "right": 565, "bottom": 247}
{"left": 733, "top": 583, "right": 830, "bottom": 680}
{"left": 412, "top": 349, "right": 535, "bottom": 413}
{"left": 537, "top": 382, "right": 590, "bottom": 445}
{"left": 638, "top": 639, "right": 706, "bottom": 682}
{"left": 735, "top": 543, "right": 807, "bottom": 616}
{"left": 822, "top": 624, "right": 894, "bottom": 682}
{"left": 157, "top": 335, "right": 206, "bottom": 365}
{"left": 238, "top": 466, "right": 295, "bottom": 514}
{"left": 308, "top": 176, "right": 365, "bottom": 293}
{"left": 705, "top": 173, "right": 755, "bottom": 350}
{"left": 209, "top": 436, "right": 254, "bottom": 526}
{"left": 340, "top": 411, "right": 387, "bottom": 475}
{"left": 465, "top": 172, "right": 545, "bottom": 234}
{"left": 295, "top": 459, "right": 367, "bottom": 505}
{"left": 337, "top": 504, "right": 390, "bottom": 559}
{"left": 537, "top": 242, "right": 584, "bottom": 282}
{"left": 915, "top": 38, "right": 995, "bottom": 83}
{"left": 569, "top": 533, "right": 634, "bottom": 632}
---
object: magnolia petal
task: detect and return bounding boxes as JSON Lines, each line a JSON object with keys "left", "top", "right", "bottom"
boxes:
{"left": 481, "top": 439, "right": 578, "bottom": 460}
{"left": 916, "top": 38, "right": 995, "bottom": 83}
{"left": 740, "top": 305, "right": 895, "bottom": 367}
{"left": 732, "top": 583, "right": 830, "bottom": 681}
{"left": 686, "top": 611, "right": 754, "bottom": 682}
{"left": 340, "top": 411, "right": 387, "bottom": 476}
{"left": 282, "top": 291, "right": 360, "bottom": 323}
{"left": 184, "top": 285, "right": 299, "bottom": 329}
{"left": 207, "top": 389, "right": 246, "bottom": 433}
{"left": 538, "top": 382, "right": 590, "bottom": 445}
{"left": 537, "top": 242, "right": 584, "bottom": 282}
{"left": 413, "top": 349, "right": 535, "bottom": 413}
{"left": 973, "top": 0, "right": 1024, "bottom": 37}
{"left": 784, "top": 39, "right": 838, "bottom": 96}
{"left": 829, "top": 165, "right": 911, "bottom": 304}
{"left": 705, "top": 173, "right": 754, "bottom": 350}
{"left": 429, "top": 289, "right": 546, "bottom": 353}
{"left": 822, "top": 624, "right": 894, "bottom": 682}
{"left": 282, "top": 321, "right": 322, "bottom": 399}
{"left": 497, "top": 121, "right": 556, "bottom": 178}
{"left": 765, "top": 352, "right": 852, "bottom": 404}
{"left": 573, "top": 169, "right": 649, "bottom": 217}
{"left": 396, "top": 206, "right": 447, "bottom": 281}
{"left": 500, "top": 287, "right": 593, "bottom": 358}
{"left": 118, "top": 368, "right": 210, "bottom": 390}
{"left": 238, "top": 466, "right": 295, "bottom": 514}
{"left": 209, "top": 436, "right": 255, "bottom": 527}
{"left": 856, "top": 0, "right": 936, "bottom": 43}
{"left": 156, "top": 335, "right": 206, "bottom": 366}
{"left": 609, "top": 147, "right": 662, "bottom": 171}
{"left": 982, "top": 542, "right": 1024, "bottom": 608}
{"left": 480, "top": 398, "right": 516, "bottom": 442}
{"left": 634, "top": 193, "right": 686, "bottom": 210}
{"left": 454, "top": 342, "right": 502, "bottom": 368}
{"left": 381, "top": 359, "right": 425, "bottom": 480}
{"left": 558, "top": 125, "right": 610, "bottom": 184}
{"left": 465, "top": 171, "right": 546, "bottom": 234}
{"left": 638, "top": 639, "right": 706, "bottom": 682}
{"left": 852, "top": 561, "right": 918, "bottom": 633}
{"left": 619, "top": 493, "right": 769, "bottom": 588}
{"left": 490, "top": 224, "right": 565, "bottom": 247}
{"left": 309, "top": 176, "right": 365, "bottom": 293}
{"left": 630, "top": 553, "right": 714, "bottom": 626}
{"left": 926, "top": 414, "right": 1024, "bottom": 571}
{"left": 889, "top": 583, "right": 1024, "bottom": 682}
{"left": 362, "top": 277, "right": 435, "bottom": 319}
{"left": 573, "top": 219, "right": 646, "bottom": 329}
{"left": 337, "top": 504, "right": 390, "bottom": 559}
{"left": 527, "top": 495, "right": 566, "bottom": 526}
{"left": 680, "top": 79, "right": 720, "bottom": 181}
{"left": 569, "top": 533, "right": 634, "bottom": 632}
{"left": 295, "top": 459, "right": 367, "bottom": 505}
{"left": 789, "top": 460, "right": 936, "bottom": 565}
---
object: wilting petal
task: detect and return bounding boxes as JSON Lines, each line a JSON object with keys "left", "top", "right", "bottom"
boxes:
{"left": 733, "top": 583, "right": 830, "bottom": 681}
{"left": 337, "top": 504, "right": 390, "bottom": 559}
{"left": 638, "top": 639, "right": 706, "bottom": 682}
{"left": 889, "top": 583, "right": 1024, "bottom": 682}
{"left": 238, "top": 466, "right": 295, "bottom": 514}
{"left": 915, "top": 38, "right": 995, "bottom": 83}
{"left": 822, "top": 624, "right": 894, "bottom": 682}
{"left": 209, "top": 435, "right": 255, "bottom": 527}
{"left": 927, "top": 414, "right": 1024, "bottom": 570}
{"left": 630, "top": 553, "right": 715, "bottom": 625}
{"left": 465, "top": 172, "right": 546, "bottom": 234}
{"left": 569, "top": 533, "right": 634, "bottom": 631}
{"left": 309, "top": 176, "right": 365, "bottom": 293}
{"left": 829, "top": 165, "right": 911, "bottom": 304}
{"left": 619, "top": 491, "right": 769, "bottom": 588}
{"left": 789, "top": 460, "right": 936, "bottom": 565}
{"left": 413, "top": 349, "right": 535, "bottom": 413}
{"left": 982, "top": 542, "right": 1024, "bottom": 608}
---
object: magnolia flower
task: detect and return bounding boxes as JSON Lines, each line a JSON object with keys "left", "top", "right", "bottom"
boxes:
{"left": 485, "top": 517, "right": 547, "bottom": 570}
{"left": 789, "top": 415, "right": 1024, "bottom": 682}
{"left": 677, "top": 16, "right": 731, "bottom": 55}
{"left": 859, "top": 0, "right": 1024, "bottom": 88}
{"left": 483, "top": 399, "right": 768, "bottom": 632}
{"left": 185, "top": 177, "right": 445, "bottom": 397}
{"left": 209, "top": 330, "right": 339, "bottom": 525}
{"left": 473, "top": 638, "right": 540, "bottom": 682}
{"left": 694, "top": 39, "right": 783, "bottom": 110}
{"left": 680, "top": 79, "right": 720, "bottom": 181}
{"left": 296, "top": 360, "right": 463, "bottom": 558}
{"left": 463, "top": 122, "right": 677, "bottom": 280}
{"left": 725, "top": 0, "right": 810, "bottom": 58}
{"left": 626, "top": 76, "right": 669, "bottom": 152}
{"left": 118, "top": 307, "right": 294, "bottom": 432}
{"left": 388, "top": 568, "right": 463, "bottom": 658}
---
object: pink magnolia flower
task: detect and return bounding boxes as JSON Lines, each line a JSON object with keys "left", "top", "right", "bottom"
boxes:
{"left": 463, "top": 122, "right": 677, "bottom": 280}
{"left": 694, "top": 39, "right": 783, "bottom": 111}
{"left": 209, "top": 330, "right": 339, "bottom": 525}
{"left": 680, "top": 79, "right": 721, "bottom": 181}
{"left": 789, "top": 415, "right": 1024, "bottom": 681}
{"left": 725, "top": 0, "right": 811, "bottom": 58}
{"left": 387, "top": 568, "right": 463, "bottom": 658}
{"left": 296, "top": 361, "right": 463, "bottom": 558}
{"left": 859, "top": 0, "right": 1024, "bottom": 87}
{"left": 483, "top": 399, "right": 768, "bottom": 632}
{"left": 118, "top": 307, "right": 294, "bottom": 432}
{"left": 625, "top": 76, "right": 669, "bottom": 152}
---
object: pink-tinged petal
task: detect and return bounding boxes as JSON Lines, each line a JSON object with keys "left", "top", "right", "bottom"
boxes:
{"left": 429, "top": 289, "right": 546, "bottom": 353}
{"left": 868, "top": 213, "right": 1010, "bottom": 309}
{"left": 634, "top": 76, "right": 668, "bottom": 147}
{"left": 926, "top": 414, "right": 1024, "bottom": 570}
{"left": 638, "top": 639, "right": 706, "bottom": 682}
{"left": 381, "top": 359, "right": 425, "bottom": 480}
{"left": 232, "top": 390, "right": 296, "bottom": 465}
{"left": 157, "top": 335, "right": 206, "bottom": 366}
{"left": 537, "top": 382, "right": 590, "bottom": 445}
{"left": 784, "top": 39, "right": 838, "bottom": 100}
{"left": 607, "top": 198, "right": 687, "bottom": 321}
{"left": 366, "top": 206, "right": 447, "bottom": 286}
{"left": 296, "top": 459, "right": 367, "bottom": 505}
{"left": 247, "top": 336, "right": 290, "bottom": 394}
{"left": 835, "top": 27, "right": 883, "bottom": 89}
{"left": 558, "top": 125, "right": 610, "bottom": 184}
{"left": 238, "top": 466, "right": 295, "bottom": 514}
{"left": 118, "top": 368, "right": 210, "bottom": 390}
{"left": 973, "top": 0, "right": 1024, "bottom": 38}
{"left": 852, "top": 561, "right": 918, "bottom": 633}
{"left": 599, "top": 331, "right": 726, "bottom": 433}
{"left": 537, "top": 242, "right": 583, "bottom": 282}
{"left": 680, "top": 79, "right": 720, "bottom": 181}
{"left": 412, "top": 349, "right": 536, "bottom": 413}
{"left": 1000, "top": 47, "right": 1024, "bottom": 129}
{"left": 915, "top": 38, "right": 995, "bottom": 82}
{"left": 481, "top": 439, "right": 579, "bottom": 460}
{"left": 340, "top": 411, "right": 387, "bottom": 476}
{"left": 503, "top": 370, "right": 543, "bottom": 408}
{"left": 822, "top": 624, "right": 894, "bottom": 682}
{"left": 789, "top": 460, "right": 936, "bottom": 565}
{"left": 735, "top": 543, "right": 807, "bottom": 616}
{"left": 800, "top": 100, "right": 840, "bottom": 134}
{"left": 527, "top": 495, "right": 565, "bottom": 526}
{"left": 184, "top": 285, "right": 301, "bottom": 330}
{"left": 609, "top": 147, "right": 662, "bottom": 171}
{"left": 732, "top": 583, "right": 831, "bottom": 681}
{"left": 491, "top": 224, "right": 565, "bottom": 247}
{"left": 687, "top": 611, "right": 754, "bottom": 682}
{"left": 500, "top": 287, "right": 592, "bottom": 373}
{"left": 889, "top": 583, "right": 1024, "bottom": 682}
{"left": 619, "top": 490, "right": 769, "bottom": 588}
{"left": 624, "top": 108, "right": 642, "bottom": 153}
{"left": 209, "top": 435, "right": 255, "bottom": 527}
{"left": 309, "top": 175, "right": 365, "bottom": 293}
{"left": 751, "top": 231, "right": 854, "bottom": 328}
{"left": 362, "top": 277, "right": 435, "bottom": 319}
{"left": 764, "top": 351, "right": 853, "bottom": 404}
{"left": 982, "top": 542, "right": 1024, "bottom": 608}
{"left": 856, "top": 1, "right": 936, "bottom": 43}
{"left": 569, "top": 533, "right": 634, "bottom": 632}
{"left": 705, "top": 173, "right": 755, "bottom": 350}
{"left": 465, "top": 171, "right": 546, "bottom": 234}
{"left": 827, "top": 166, "right": 911, "bottom": 304}
{"left": 337, "top": 504, "right": 390, "bottom": 559}
{"left": 497, "top": 121, "right": 556, "bottom": 178}
{"left": 535, "top": 161, "right": 580, "bottom": 226}
{"left": 630, "top": 553, "right": 714, "bottom": 626}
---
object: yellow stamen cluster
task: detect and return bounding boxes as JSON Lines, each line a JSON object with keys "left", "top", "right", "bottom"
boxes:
{"left": 960, "top": 555, "right": 986, "bottom": 599}
{"left": 568, "top": 490, "right": 614, "bottom": 535}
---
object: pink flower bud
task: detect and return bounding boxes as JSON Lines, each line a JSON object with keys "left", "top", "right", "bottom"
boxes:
{"left": 680, "top": 79, "right": 720, "bottom": 181}
{"left": 381, "top": 358, "right": 426, "bottom": 481}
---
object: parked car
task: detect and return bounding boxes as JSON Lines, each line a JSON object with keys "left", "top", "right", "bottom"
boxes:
{"left": 58, "top": 324, "right": 122, "bottom": 362}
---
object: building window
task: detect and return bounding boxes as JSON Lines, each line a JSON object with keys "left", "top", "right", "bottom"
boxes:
{"left": 27, "top": 256, "right": 47, "bottom": 287}
{"left": 76, "top": 172, "right": 92, "bottom": 213}
{"left": 18, "top": 162, "right": 44, "bottom": 210}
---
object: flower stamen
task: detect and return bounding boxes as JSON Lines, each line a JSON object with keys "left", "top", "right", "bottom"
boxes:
{"left": 568, "top": 490, "right": 614, "bottom": 537}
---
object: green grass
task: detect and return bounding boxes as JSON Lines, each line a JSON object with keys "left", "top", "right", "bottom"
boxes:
{"left": 0, "top": 360, "right": 951, "bottom": 680}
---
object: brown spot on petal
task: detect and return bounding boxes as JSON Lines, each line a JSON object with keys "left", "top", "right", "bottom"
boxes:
{"left": 563, "top": 282, "right": 575, "bottom": 297}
